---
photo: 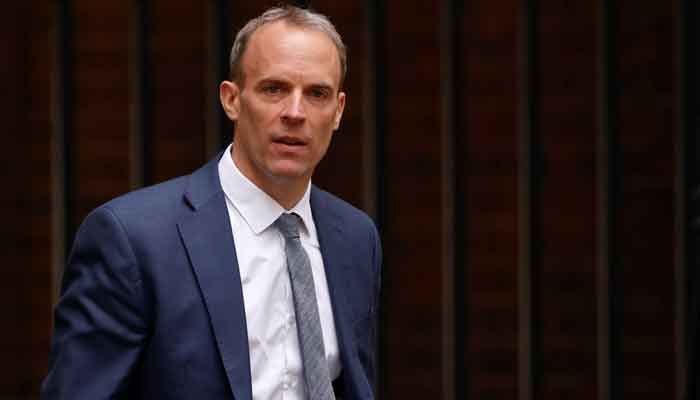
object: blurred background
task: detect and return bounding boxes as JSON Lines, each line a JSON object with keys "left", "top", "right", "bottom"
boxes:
{"left": 3, "top": 0, "right": 700, "bottom": 399}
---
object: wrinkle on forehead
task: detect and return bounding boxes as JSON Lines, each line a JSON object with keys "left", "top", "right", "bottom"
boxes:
{"left": 241, "top": 21, "right": 342, "bottom": 89}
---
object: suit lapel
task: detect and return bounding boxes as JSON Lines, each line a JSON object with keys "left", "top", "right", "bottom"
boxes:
{"left": 311, "top": 189, "right": 360, "bottom": 385}
{"left": 177, "top": 157, "right": 253, "bottom": 400}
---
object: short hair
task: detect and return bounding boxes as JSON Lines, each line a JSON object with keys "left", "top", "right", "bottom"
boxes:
{"left": 228, "top": 5, "right": 347, "bottom": 86}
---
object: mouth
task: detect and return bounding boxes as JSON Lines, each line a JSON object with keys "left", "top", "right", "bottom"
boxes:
{"left": 272, "top": 135, "right": 308, "bottom": 147}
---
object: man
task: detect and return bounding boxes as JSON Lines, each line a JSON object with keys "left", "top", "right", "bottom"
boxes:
{"left": 42, "top": 5, "right": 381, "bottom": 400}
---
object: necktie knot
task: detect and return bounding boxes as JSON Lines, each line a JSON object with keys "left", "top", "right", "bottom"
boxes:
{"left": 275, "top": 213, "right": 301, "bottom": 240}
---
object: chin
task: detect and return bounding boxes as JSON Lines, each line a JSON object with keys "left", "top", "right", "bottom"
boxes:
{"left": 266, "top": 163, "right": 311, "bottom": 183}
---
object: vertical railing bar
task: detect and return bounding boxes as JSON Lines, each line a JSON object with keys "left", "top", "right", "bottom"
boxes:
{"left": 682, "top": 0, "right": 700, "bottom": 398}
{"left": 440, "top": 0, "right": 467, "bottom": 398}
{"left": 518, "top": 0, "right": 542, "bottom": 398}
{"left": 205, "top": 0, "right": 232, "bottom": 156}
{"left": 676, "top": 0, "right": 691, "bottom": 397}
{"left": 365, "top": 0, "right": 388, "bottom": 398}
{"left": 131, "top": 0, "right": 152, "bottom": 187}
{"left": 51, "top": 0, "right": 75, "bottom": 298}
{"left": 597, "top": 0, "right": 622, "bottom": 398}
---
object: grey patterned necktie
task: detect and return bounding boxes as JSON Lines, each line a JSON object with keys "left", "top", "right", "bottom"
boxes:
{"left": 275, "top": 213, "right": 336, "bottom": 400}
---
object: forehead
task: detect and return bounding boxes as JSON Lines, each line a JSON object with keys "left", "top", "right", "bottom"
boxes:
{"left": 242, "top": 21, "right": 342, "bottom": 86}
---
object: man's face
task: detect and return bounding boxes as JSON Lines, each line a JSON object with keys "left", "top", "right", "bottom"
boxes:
{"left": 220, "top": 21, "right": 345, "bottom": 194}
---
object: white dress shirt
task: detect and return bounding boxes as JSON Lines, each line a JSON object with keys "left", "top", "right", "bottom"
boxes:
{"left": 218, "top": 144, "right": 341, "bottom": 400}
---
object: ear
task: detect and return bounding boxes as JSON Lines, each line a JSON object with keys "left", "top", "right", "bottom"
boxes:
{"left": 333, "top": 91, "right": 346, "bottom": 131}
{"left": 220, "top": 80, "right": 241, "bottom": 121}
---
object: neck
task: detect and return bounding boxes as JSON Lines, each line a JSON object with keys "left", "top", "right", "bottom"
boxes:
{"left": 263, "top": 180, "right": 307, "bottom": 210}
{"left": 230, "top": 147, "right": 308, "bottom": 210}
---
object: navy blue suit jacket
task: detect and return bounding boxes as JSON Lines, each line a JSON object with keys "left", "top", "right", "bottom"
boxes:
{"left": 42, "top": 155, "right": 381, "bottom": 399}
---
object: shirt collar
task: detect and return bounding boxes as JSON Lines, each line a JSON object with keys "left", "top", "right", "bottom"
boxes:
{"left": 218, "top": 144, "right": 317, "bottom": 242}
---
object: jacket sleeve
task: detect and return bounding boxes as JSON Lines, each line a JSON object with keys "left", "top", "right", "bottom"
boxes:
{"left": 42, "top": 206, "right": 149, "bottom": 399}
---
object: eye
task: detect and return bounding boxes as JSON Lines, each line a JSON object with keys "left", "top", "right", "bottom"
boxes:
{"left": 257, "top": 80, "right": 290, "bottom": 97}
{"left": 262, "top": 84, "right": 282, "bottom": 95}
{"left": 308, "top": 86, "right": 330, "bottom": 100}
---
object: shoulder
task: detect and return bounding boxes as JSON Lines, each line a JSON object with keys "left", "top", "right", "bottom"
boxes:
{"left": 97, "top": 153, "right": 222, "bottom": 222}
{"left": 85, "top": 175, "right": 193, "bottom": 234}
{"left": 310, "top": 186, "right": 367, "bottom": 220}
{"left": 102, "top": 175, "right": 190, "bottom": 217}
{"left": 311, "top": 186, "right": 377, "bottom": 233}
{"left": 98, "top": 153, "right": 221, "bottom": 221}
{"left": 72, "top": 175, "right": 193, "bottom": 255}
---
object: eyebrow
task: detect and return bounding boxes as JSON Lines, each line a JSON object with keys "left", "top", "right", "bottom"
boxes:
{"left": 255, "top": 77, "right": 337, "bottom": 92}
{"left": 308, "top": 83, "right": 333, "bottom": 91}
{"left": 256, "top": 78, "right": 288, "bottom": 86}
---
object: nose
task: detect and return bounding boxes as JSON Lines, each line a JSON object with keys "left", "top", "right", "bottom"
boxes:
{"left": 280, "top": 91, "right": 305, "bottom": 124}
